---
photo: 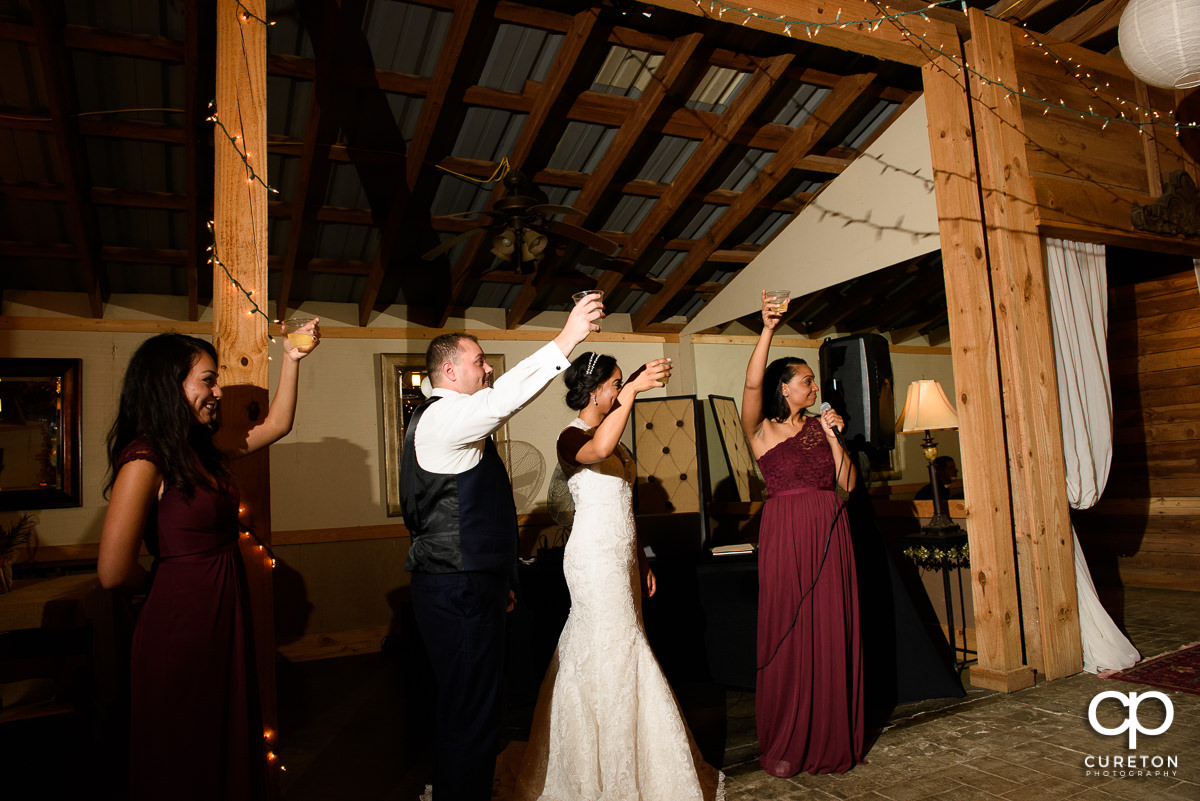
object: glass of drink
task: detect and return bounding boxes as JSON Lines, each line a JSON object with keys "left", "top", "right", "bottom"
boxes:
{"left": 572, "top": 289, "right": 604, "bottom": 331}
{"left": 282, "top": 316, "right": 317, "bottom": 350}
{"left": 764, "top": 289, "right": 790, "bottom": 314}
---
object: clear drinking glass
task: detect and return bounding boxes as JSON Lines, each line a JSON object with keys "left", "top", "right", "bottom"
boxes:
{"left": 764, "top": 289, "right": 790, "bottom": 313}
{"left": 281, "top": 316, "right": 317, "bottom": 350}
{"left": 572, "top": 289, "right": 604, "bottom": 331}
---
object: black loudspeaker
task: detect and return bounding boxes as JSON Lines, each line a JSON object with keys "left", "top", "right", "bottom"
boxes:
{"left": 818, "top": 333, "right": 895, "bottom": 451}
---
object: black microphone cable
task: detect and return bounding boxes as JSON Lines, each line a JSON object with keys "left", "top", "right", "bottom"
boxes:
{"left": 756, "top": 412, "right": 851, "bottom": 672}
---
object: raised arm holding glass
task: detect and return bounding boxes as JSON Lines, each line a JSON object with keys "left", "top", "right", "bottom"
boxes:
{"left": 400, "top": 295, "right": 603, "bottom": 801}
{"left": 98, "top": 321, "right": 321, "bottom": 801}
{"left": 740, "top": 290, "right": 865, "bottom": 777}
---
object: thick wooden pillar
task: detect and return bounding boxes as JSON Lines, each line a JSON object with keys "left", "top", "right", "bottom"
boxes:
{"left": 923, "top": 56, "right": 1034, "bottom": 693}
{"left": 966, "top": 8, "right": 1081, "bottom": 681}
{"left": 215, "top": 0, "right": 278, "bottom": 791}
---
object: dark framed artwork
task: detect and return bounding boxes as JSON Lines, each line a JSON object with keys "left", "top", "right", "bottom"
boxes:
{"left": 0, "top": 358, "right": 83, "bottom": 510}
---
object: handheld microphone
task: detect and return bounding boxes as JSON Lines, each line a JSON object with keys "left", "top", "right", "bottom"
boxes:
{"left": 819, "top": 402, "right": 844, "bottom": 443}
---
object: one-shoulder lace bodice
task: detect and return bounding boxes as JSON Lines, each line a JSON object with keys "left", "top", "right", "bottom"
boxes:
{"left": 756, "top": 417, "right": 835, "bottom": 494}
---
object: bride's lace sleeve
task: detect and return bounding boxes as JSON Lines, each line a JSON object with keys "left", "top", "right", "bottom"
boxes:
{"left": 546, "top": 463, "right": 575, "bottom": 529}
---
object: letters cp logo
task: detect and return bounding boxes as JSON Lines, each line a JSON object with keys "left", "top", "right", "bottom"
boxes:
{"left": 1088, "top": 690, "right": 1174, "bottom": 749}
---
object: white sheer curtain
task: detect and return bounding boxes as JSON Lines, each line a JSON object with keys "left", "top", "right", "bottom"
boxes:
{"left": 1044, "top": 237, "right": 1140, "bottom": 674}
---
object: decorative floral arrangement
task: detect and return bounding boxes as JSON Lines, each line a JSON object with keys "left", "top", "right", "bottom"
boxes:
{"left": 902, "top": 542, "right": 970, "bottom": 570}
{"left": 0, "top": 513, "right": 37, "bottom": 593}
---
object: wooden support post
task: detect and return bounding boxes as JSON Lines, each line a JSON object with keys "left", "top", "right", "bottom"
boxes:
{"left": 922, "top": 56, "right": 1033, "bottom": 693}
{"left": 966, "top": 9, "right": 1081, "bottom": 681}
{"left": 215, "top": 0, "right": 278, "bottom": 792}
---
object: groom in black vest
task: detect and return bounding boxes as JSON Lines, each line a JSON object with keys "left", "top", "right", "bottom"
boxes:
{"left": 401, "top": 296, "right": 602, "bottom": 801}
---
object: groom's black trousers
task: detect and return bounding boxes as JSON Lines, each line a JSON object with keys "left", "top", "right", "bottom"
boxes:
{"left": 411, "top": 570, "right": 509, "bottom": 801}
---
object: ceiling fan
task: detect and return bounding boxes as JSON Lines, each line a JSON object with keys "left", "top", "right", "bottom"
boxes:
{"left": 421, "top": 169, "right": 619, "bottom": 274}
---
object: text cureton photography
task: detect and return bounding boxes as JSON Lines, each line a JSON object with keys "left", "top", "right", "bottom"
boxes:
{"left": 1083, "top": 689, "right": 1181, "bottom": 780}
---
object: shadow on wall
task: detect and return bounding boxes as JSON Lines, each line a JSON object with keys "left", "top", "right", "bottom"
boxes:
{"left": 270, "top": 436, "right": 410, "bottom": 648}
{"left": 270, "top": 437, "right": 375, "bottom": 529}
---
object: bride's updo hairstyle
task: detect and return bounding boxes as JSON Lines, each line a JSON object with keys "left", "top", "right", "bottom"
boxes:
{"left": 564, "top": 352, "right": 618, "bottom": 410}
{"left": 763, "top": 356, "right": 809, "bottom": 423}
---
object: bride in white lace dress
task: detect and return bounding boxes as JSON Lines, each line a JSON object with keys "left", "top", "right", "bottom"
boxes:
{"left": 511, "top": 352, "right": 724, "bottom": 801}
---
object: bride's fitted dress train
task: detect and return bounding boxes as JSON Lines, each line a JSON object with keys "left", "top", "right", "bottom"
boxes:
{"left": 513, "top": 419, "right": 723, "bottom": 801}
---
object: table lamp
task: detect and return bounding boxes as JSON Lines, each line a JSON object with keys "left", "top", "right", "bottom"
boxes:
{"left": 896, "top": 379, "right": 960, "bottom": 536}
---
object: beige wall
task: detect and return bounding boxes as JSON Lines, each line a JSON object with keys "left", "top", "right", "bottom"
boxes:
{"left": 692, "top": 337, "right": 960, "bottom": 491}
{"left": 2, "top": 292, "right": 958, "bottom": 642}
{"left": 1, "top": 294, "right": 675, "bottom": 546}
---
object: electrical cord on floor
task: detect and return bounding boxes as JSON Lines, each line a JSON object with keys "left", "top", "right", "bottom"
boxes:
{"left": 756, "top": 427, "right": 850, "bottom": 672}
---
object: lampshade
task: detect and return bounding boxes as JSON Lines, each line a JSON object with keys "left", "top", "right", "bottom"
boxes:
{"left": 1119, "top": 0, "right": 1200, "bottom": 90}
{"left": 895, "top": 379, "right": 958, "bottom": 433}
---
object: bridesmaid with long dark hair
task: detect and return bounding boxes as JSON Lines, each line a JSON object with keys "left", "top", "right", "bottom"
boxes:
{"left": 98, "top": 325, "right": 319, "bottom": 800}
{"left": 740, "top": 292, "right": 864, "bottom": 777}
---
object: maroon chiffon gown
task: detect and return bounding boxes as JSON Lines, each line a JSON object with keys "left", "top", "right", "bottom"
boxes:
{"left": 121, "top": 438, "right": 266, "bottom": 801}
{"left": 755, "top": 418, "right": 864, "bottom": 776}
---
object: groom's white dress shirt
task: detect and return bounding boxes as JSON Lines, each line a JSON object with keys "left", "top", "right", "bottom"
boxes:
{"left": 413, "top": 342, "right": 570, "bottom": 474}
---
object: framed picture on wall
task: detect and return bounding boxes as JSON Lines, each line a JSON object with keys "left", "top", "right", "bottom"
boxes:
{"left": 0, "top": 358, "right": 83, "bottom": 510}
{"left": 379, "top": 351, "right": 506, "bottom": 517}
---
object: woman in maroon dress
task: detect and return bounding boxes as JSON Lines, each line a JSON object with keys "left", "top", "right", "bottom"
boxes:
{"left": 740, "top": 291, "right": 864, "bottom": 777}
{"left": 99, "top": 325, "right": 319, "bottom": 800}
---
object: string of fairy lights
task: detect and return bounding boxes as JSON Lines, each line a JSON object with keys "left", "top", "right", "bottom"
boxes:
{"left": 212, "top": 3, "right": 283, "bottom": 777}
{"left": 193, "top": 0, "right": 1189, "bottom": 776}
{"left": 208, "top": 3, "right": 278, "bottom": 339}
{"left": 207, "top": 0, "right": 1198, "bottom": 310}
{"left": 694, "top": 0, "right": 1200, "bottom": 135}
{"left": 700, "top": 0, "right": 965, "bottom": 35}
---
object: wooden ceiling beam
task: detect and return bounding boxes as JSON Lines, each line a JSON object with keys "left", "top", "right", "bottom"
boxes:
{"left": 443, "top": 7, "right": 602, "bottom": 327}
{"left": 849, "top": 270, "right": 934, "bottom": 331}
{"left": 641, "top": 0, "right": 961, "bottom": 67}
{"left": 278, "top": 0, "right": 360, "bottom": 322}
{"left": 0, "top": 241, "right": 187, "bottom": 264}
{"left": 870, "top": 0, "right": 972, "bottom": 37}
{"left": 987, "top": 0, "right": 1063, "bottom": 21}
{"left": 31, "top": 2, "right": 105, "bottom": 318}
{"left": 184, "top": 0, "right": 216, "bottom": 322}
{"left": 0, "top": 95, "right": 868, "bottom": 172}
{"left": 805, "top": 292, "right": 859, "bottom": 335}
{"left": 504, "top": 244, "right": 566, "bottom": 329}
{"left": 362, "top": 0, "right": 491, "bottom": 327}
{"left": 1, "top": 19, "right": 914, "bottom": 106}
{"left": 632, "top": 68, "right": 874, "bottom": 329}
{"left": 1046, "top": 0, "right": 1126, "bottom": 44}
{"left": 614, "top": 52, "right": 795, "bottom": 306}
{"left": 565, "top": 31, "right": 703, "bottom": 224}
{"left": 504, "top": 30, "right": 704, "bottom": 328}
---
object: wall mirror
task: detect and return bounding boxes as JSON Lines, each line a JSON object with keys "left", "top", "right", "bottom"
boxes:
{"left": 380, "top": 351, "right": 506, "bottom": 518}
{"left": 0, "top": 358, "right": 83, "bottom": 510}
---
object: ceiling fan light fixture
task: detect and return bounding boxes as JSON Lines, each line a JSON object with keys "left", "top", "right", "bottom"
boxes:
{"left": 521, "top": 229, "right": 548, "bottom": 261}
{"left": 491, "top": 228, "right": 517, "bottom": 260}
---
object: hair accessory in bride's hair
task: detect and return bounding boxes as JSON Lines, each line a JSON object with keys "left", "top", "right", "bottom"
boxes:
{"left": 585, "top": 352, "right": 600, "bottom": 375}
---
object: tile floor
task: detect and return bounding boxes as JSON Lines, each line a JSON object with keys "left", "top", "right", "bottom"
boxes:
{"left": 276, "top": 586, "right": 1200, "bottom": 801}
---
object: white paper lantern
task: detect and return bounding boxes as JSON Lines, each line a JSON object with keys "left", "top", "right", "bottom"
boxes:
{"left": 1119, "top": 0, "right": 1200, "bottom": 90}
